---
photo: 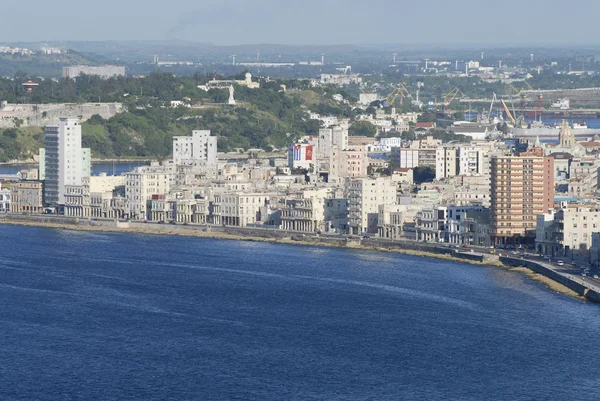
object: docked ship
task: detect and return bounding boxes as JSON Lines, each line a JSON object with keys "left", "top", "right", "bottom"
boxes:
{"left": 511, "top": 120, "right": 600, "bottom": 139}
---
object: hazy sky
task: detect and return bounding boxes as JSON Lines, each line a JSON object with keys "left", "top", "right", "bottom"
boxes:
{"left": 2, "top": 0, "right": 599, "bottom": 45}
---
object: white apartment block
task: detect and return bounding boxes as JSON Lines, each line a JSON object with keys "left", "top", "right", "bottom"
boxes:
{"left": 309, "top": 113, "right": 342, "bottom": 128}
{"left": 436, "top": 145, "right": 489, "bottom": 180}
{"left": 369, "top": 137, "right": 403, "bottom": 153}
{"left": 63, "top": 65, "right": 126, "bottom": 79}
{"left": 319, "top": 74, "right": 362, "bottom": 86}
{"left": 391, "top": 148, "right": 419, "bottom": 169}
{"left": 318, "top": 126, "right": 348, "bottom": 159}
{"left": 536, "top": 206, "right": 600, "bottom": 256}
{"left": 173, "top": 130, "right": 218, "bottom": 167}
{"left": 436, "top": 147, "right": 458, "bottom": 180}
{"left": 43, "top": 118, "right": 91, "bottom": 207}
{"left": 0, "top": 188, "right": 10, "bottom": 213}
{"left": 39, "top": 148, "right": 46, "bottom": 180}
{"left": 125, "top": 165, "right": 172, "bottom": 220}
{"left": 348, "top": 176, "right": 397, "bottom": 235}
{"left": 219, "top": 193, "right": 269, "bottom": 227}
{"left": 398, "top": 112, "right": 419, "bottom": 123}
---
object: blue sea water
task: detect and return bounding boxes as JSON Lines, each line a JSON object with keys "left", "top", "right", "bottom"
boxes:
{"left": 1, "top": 225, "right": 600, "bottom": 400}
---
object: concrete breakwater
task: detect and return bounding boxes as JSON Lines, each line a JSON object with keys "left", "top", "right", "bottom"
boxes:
{"left": 2, "top": 213, "right": 599, "bottom": 302}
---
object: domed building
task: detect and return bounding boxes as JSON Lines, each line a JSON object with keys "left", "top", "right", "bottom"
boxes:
{"left": 544, "top": 121, "right": 585, "bottom": 158}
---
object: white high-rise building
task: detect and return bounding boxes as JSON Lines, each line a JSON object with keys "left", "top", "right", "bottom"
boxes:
{"left": 318, "top": 126, "right": 348, "bottom": 159}
{"left": 43, "top": 118, "right": 91, "bottom": 207}
{"left": 62, "top": 65, "right": 125, "bottom": 79}
{"left": 173, "top": 130, "right": 218, "bottom": 167}
{"left": 435, "top": 144, "right": 490, "bottom": 180}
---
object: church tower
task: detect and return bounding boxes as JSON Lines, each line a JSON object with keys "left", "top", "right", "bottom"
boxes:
{"left": 558, "top": 120, "right": 575, "bottom": 148}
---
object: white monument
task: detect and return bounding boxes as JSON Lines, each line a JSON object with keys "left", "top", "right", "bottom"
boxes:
{"left": 228, "top": 85, "right": 236, "bottom": 105}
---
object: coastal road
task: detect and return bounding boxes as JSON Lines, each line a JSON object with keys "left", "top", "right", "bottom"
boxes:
{"left": 504, "top": 252, "right": 600, "bottom": 293}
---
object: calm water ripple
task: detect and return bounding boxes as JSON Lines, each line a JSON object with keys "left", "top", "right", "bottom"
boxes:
{"left": 1, "top": 225, "right": 599, "bottom": 400}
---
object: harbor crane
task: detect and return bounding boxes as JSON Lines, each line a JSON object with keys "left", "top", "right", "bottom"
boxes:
{"left": 479, "top": 93, "right": 497, "bottom": 124}
{"left": 383, "top": 82, "right": 414, "bottom": 106}
{"left": 500, "top": 99, "right": 516, "bottom": 125}
{"left": 443, "top": 88, "right": 465, "bottom": 106}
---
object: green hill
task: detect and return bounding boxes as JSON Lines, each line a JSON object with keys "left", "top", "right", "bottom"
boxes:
{"left": 0, "top": 72, "right": 355, "bottom": 161}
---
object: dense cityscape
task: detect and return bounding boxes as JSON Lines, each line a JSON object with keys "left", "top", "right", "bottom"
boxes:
{"left": 3, "top": 54, "right": 600, "bottom": 268}
{"left": 3, "top": 33, "right": 600, "bottom": 399}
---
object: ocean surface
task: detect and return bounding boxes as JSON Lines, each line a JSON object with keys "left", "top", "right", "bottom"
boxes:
{"left": 1, "top": 225, "right": 600, "bottom": 401}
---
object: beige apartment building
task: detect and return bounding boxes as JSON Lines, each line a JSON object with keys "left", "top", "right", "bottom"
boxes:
{"left": 89, "top": 174, "right": 125, "bottom": 193}
{"left": 219, "top": 193, "right": 270, "bottom": 227}
{"left": 125, "top": 165, "right": 172, "bottom": 220}
{"left": 329, "top": 145, "right": 368, "bottom": 180}
{"left": 10, "top": 181, "right": 44, "bottom": 214}
{"left": 536, "top": 206, "right": 600, "bottom": 256}
{"left": 490, "top": 155, "right": 554, "bottom": 245}
{"left": 348, "top": 176, "right": 396, "bottom": 235}
{"left": 280, "top": 189, "right": 332, "bottom": 233}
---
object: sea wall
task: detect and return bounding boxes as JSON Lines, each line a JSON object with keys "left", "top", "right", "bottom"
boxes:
{"left": 2, "top": 213, "right": 598, "bottom": 302}
{"left": 362, "top": 239, "right": 492, "bottom": 263}
{"left": 500, "top": 256, "right": 600, "bottom": 302}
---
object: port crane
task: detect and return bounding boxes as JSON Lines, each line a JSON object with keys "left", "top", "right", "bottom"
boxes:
{"left": 383, "top": 82, "right": 414, "bottom": 106}
{"left": 443, "top": 88, "right": 465, "bottom": 106}
{"left": 479, "top": 93, "right": 497, "bottom": 124}
{"left": 500, "top": 99, "right": 516, "bottom": 125}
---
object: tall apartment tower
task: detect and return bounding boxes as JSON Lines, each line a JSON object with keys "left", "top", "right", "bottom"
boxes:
{"left": 490, "top": 155, "right": 554, "bottom": 245}
{"left": 318, "top": 126, "right": 348, "bottom": 159}
{"left": 172, "top": 130, "right": 217, "bottom": 167}
{"left": 44, "top": 118, "right": 90, "bottom": 207}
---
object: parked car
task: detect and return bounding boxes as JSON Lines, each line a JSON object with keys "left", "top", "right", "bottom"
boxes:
{"left": 557, "top": 260, "right": 564, "bottom": 266}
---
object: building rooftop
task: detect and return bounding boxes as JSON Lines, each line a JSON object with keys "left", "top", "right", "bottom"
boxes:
{"left": 550, "top": 152, "right": 574, "bottom": 159}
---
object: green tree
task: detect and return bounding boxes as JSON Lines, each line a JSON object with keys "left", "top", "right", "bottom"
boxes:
{"left": 349, "top": 120, "right": 377, "bottom": 137}
{"left": 414, "top": 166, "right": 436, "bottom": 184}
{"left": 452, "top": 111, "right": 464, "bottom": 120}
{"left": 417, "top": 111, "right": 437, "bottom": 123}
{"left": 403, "top": 130, "right": 416, "bottom": 141}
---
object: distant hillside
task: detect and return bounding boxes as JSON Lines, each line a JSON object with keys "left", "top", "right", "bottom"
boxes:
{"left": 0, "top": 50, "right": 117, "bottom": 78}
{"left": 0, "top": 72, "right": 355, "bottom": 161}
